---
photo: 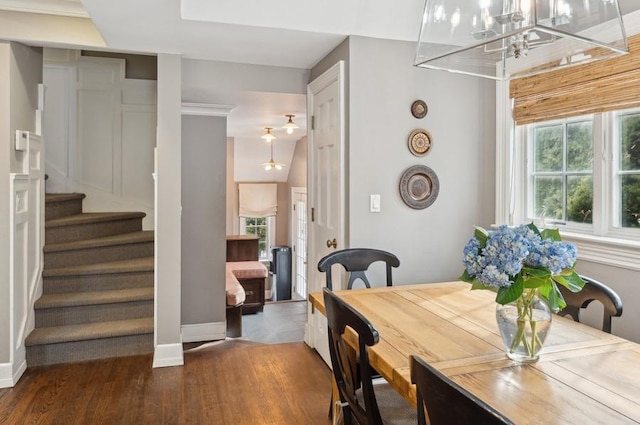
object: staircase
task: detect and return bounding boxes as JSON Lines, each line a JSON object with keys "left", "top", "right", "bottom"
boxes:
{"left": 25, "top": 193, "right": 155, "bottom": 366}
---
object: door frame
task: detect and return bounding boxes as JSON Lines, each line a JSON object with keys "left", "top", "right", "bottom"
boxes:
{"left": 290, "top": 186, "right": 308, "bottom": 299}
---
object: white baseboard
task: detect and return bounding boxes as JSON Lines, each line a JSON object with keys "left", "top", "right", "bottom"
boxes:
{"left": 181, "top": 321, "right": 226, "bottom": 343}
{"left": 0, "top": 359, "right": 27, "bottom": 389}
{"left": 152, "top": 343, "right": 184, "bottom": 368}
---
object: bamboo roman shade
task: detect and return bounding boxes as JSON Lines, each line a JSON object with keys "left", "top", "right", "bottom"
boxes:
{"left": 238, "top": 183, "right": 277, "bottom": 218}
{"left": 510, "top": 34, "right": 640, "bottom": 125}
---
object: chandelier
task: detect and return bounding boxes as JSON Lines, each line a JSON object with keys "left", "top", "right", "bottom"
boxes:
{"left": 414, "top": 0, "right": 628, "bottom": 80}
{"left": 282, "top": 114, "right": 299, "bottom": 134}
{"left": 261, "top": 127, "right": 276, "bottom": 142}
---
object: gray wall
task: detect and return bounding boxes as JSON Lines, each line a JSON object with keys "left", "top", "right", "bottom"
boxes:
{"left": 0, "top": 41, "right": 41, "bottom": 364}
{"left": 181, "top": 115, "right": 227, "bottom": 325}
{"left": 313, "top": 36, "right": 496, "bottom": 286}
{"left": 576, "top": 260, "right": 640, "bottom": 342}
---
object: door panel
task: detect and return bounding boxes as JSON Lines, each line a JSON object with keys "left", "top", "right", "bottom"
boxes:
{"left": 305, "top": 61, "right": 345, "bottom": 366}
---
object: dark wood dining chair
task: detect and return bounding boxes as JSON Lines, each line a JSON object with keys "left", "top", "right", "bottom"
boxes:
{"left": 317, "top": 248, "right": 400, "bottom": 290}
{"left": 557, "top": 275, "right": 623, "bottom": 333}
{"left": 410, "top": 355, "right": 514, "bottom": 425}
{"left": 323, "top": 287, "right": 415, "bottom": 425}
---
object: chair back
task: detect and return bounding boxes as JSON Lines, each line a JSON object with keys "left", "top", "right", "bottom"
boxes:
{"left": 557, "top": 275, "right": 623, "bottom": 333}
{"left": 410, "top": 355, "right": 514, "bottom": 425}
{"left": 322, "top": 287, "right": 384, "bottom": 425}
{"left": 317, "top": 248, "right": 400, "bottom": 290}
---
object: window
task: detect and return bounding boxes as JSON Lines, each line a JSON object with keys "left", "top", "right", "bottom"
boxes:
{"left": 521, "top": 107, "right": 640, "bottom": 238}
{"left": 528, "top": 119, "right": 594, "bottom": 226}
{"left": 240, "top": 216, "right": 275, "bottom": 259}
{"left": 617, "top": 110, "right": 640, "bottom": 229}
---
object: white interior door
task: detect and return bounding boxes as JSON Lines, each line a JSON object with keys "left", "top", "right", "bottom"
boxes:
{"left": 304, "top": 61, "right": 345, "bottom": 366}
{"left": 292, "top": 188, "right": 308, "bottom": 299}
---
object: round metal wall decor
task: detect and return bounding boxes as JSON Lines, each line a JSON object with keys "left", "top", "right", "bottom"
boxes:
{"left": 399, "top": 165, "right": 439, "bottom": 209}
{"left": 411, "top": 100, "right": 428, "bottom": 119}
{"left": 408, "top": 129, "right": 432, "bottom": 157}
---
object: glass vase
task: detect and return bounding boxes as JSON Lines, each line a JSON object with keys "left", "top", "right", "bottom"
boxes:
{"left": 495, "top": 288, "right": 552, "bottom": 362}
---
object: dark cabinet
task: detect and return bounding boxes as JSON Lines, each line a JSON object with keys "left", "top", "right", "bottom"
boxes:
{"left": 227, "top": 235, "right": 259, "bottom": 261}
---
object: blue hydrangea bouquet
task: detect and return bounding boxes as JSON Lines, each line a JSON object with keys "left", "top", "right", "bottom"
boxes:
{"left": 460, "top": 223, "right": 584, "bottom": 312}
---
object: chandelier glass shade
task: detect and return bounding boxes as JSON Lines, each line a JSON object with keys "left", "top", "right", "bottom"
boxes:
{"left": 414, "top": 0, "right": 628, "bottom": 80}
{"left": 262, "top": 142, "right": 285, "bottom": 171}
{"left": 282, "top": 114, "right": 299, "bottom": 135}
{"left": 261, "top": 127, "right": 276, "bottom": 142}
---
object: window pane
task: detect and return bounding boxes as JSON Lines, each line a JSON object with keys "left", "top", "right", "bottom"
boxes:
{"left": 533, "top": 125, "right": 562, "bottom": 172}
{"left": 567, "top": 121, "right": 593, "bottom": 172}
{"left": 620, "top": 112, "right": 640, "bottom": 171}
{"left": 621, "top": 174, "right": 640, "bottom": 228}
{"left": 533, "top": 176, "right": 562, "bottom": 221}
{"left": 567, "top": 176, "right": 593, "bottom": 223}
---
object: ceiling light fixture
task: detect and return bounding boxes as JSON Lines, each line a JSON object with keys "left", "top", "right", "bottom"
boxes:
{"left": 261, "top": 127, "right": 276, "bottom": 142}
{"left": 414, "top": 0, "right": 628, "bottom": 80}
{"left": 282, "top": 114, "right": 299, "bottom": 135}
{"left": 262, "top": 142, "right": 285, "bottom": 171}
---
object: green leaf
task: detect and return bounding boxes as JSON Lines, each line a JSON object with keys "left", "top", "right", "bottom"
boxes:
{"left": 459, "top": 269, "right": 474, "bottom": 283}
{"left": 553, "top": 271, "right": 585, "bottom": 293}
{"left": 540, "top": 281, "right": 566, "bottom": 312}
{"left": 496, "top": 277, "right": 524, "bottom": 305}
{"left": 526, "top": 222, "right": 541, "bottom": 236}
{"left": 540, "top": 227, "right": 562, "bottom": 241}
{"left": 523, "top": 276, "right": 550, "bottom": 288}
{"left": 474, "top": 226, "right": 489, "bottom": 248}
{"left": 522, "top": 266, "right": 552, "bottom": 279}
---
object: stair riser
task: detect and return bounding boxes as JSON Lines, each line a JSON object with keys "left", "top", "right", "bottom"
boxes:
{"left": 46, "top": 218, "right": 143, "bottom": 244}
{"left": 45, "top": 242, "right": 154, "bottom": 268}
{"left": 35, "top": 301, "right": 153, "bottom": 327}
{"left": 26, "top": 333, "right": 154, "bottom": 367}
{"left": 45, "top": 198, "right": 83, "bottom": 220}
{"left": 43, "top": 272, "right": 153, "bottom": 294}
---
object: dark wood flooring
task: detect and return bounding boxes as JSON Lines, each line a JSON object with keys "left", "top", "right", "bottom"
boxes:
{"left": 0, "top": 340, "right": 332, "bottom": 425}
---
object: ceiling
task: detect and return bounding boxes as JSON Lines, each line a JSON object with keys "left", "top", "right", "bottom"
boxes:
{"left": 2, "top": 0, "right": 640, "bottom": 181}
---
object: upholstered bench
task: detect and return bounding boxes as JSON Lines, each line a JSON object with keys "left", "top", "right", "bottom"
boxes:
{"left": 226, "top": 261, "right": 268, "bottom": 314}
{"left": 225, "top": 261, "right": 268, "bottom": 337}
{"left": 225, "top": 268, "right": 246, "bottom": 338}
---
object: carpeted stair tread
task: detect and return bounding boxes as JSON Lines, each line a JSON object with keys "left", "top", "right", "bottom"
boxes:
{"left": 45, "top": 193, "right": 86, "bottom": 203}
{"left": 44, "top": 231, "right": 154, "bottom": 253}
{"left": 43, "top": 257, "right": 153, "bottom": 278}
{"left": 35, "top": 287, "right": 154, "bottom": 309}
{"left": 25, "top": 317, "right": 154, "bottom": 346}
{"left": 46, "top": 212, "right": 146, "bottom": 228}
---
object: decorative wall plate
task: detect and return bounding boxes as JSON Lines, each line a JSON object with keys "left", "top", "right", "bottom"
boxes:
{"left": 411, "top": 100, "right": 428, "bottom": 119}
{"left": 399, "top": 165, "right": 439, "bottom": 209}
{"left": 408, "top": 129, "right": 432, "bottom": 157}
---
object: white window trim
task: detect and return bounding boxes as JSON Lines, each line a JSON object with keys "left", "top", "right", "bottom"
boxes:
{"left": 496, "top": 82, "right": 640, "bottom": 272}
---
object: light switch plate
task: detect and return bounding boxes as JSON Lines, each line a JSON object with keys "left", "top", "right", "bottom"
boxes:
{"left": 370, "top": 194, "right": 381, "bottom": 213}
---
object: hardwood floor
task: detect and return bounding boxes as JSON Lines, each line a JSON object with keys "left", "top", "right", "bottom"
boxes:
{"left": 0, "top": 340, "right": 332, "bottom": 425}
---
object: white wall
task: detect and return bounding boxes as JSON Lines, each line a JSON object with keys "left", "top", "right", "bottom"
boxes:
{"left": 346, "top": 36, "right": 496, "bottom": 285}
{"left": 0, "top": 41, "right": 42, "bottom": 386}
{"left": 153, "top": 54, "right": 183, "bottom": 367}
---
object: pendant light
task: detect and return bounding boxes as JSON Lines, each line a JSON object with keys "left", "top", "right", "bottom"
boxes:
{"left": 414, "top": 0, "right": 628, "bottom": 80}
{"left": 262, "top": 142, "right": 285, "bottom": 171}
{"left": 282, "top": 114, "right": 299, "bottom": 135}
{"left": 261, "top": 127, "right": 276, "bottom": 142}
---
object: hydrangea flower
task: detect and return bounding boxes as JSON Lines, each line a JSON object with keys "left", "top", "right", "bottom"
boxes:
{"left": 460, "top": 223, "right": 583, "bottom": 311}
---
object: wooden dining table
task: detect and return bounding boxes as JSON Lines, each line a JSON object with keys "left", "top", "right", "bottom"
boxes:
{"left": 309, "top": 281, "right": 640, "bottom": 425}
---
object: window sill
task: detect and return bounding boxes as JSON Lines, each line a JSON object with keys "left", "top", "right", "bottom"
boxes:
{"left": 560, "top": 231, "right": 640, "bottom": 271}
